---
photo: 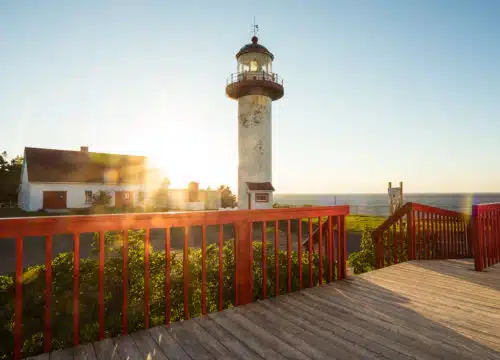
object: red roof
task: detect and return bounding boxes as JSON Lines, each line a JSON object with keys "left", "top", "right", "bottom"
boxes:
{"left": 246, "top": 182, "right": 275, "bottom": 191}
{"left": 24, "top": 147, "right": 147, "bottom": 184}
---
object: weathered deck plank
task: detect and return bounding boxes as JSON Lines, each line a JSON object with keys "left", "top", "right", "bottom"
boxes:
{"left": 26, "top": 259, "right": 500, "bottom": 360}
{"left": 92, "top": 338, "right": 121, "bottom": 360}
{"left": 193, "top": 316, "right": 261, "bottom": 360}
{"left": 73, "top": 344, "right": 97, "bottom": 360}
{"left": 233, "top": 303, "right": 331, "bottom": 359}
{"left": 130, "top": 330, "right": 169, "bottom": 360}
{"left": 148, "top": 326, "right": 191, "bottom": 360}
{"left": 178, "top": 317, "right": 234, "bottom": 359}
{"left": 169, "top": 321, "right": 217, "bottom": 360}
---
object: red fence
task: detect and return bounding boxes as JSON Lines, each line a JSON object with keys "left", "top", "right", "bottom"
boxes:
{"left": 0, "top": 205, "right": 348, "bottom": 359}
{"left": 471, "top": 203, "right": 500, "bottom": 271}
{"left": 373, "top": 202, "right": 472, "bottom": 268}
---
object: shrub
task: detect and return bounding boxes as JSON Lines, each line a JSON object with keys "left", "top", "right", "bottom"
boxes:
{"left": 0, "top": 230, "right": 332, "bottom": 359}
{"left": 272, "top": 203, "right": 296, "bottom": 209}
{"left": 91, "top": 191, "right": 112, "bottom": 207}
{"left": 347, "top": 227, "right": 376, "bottom": 274}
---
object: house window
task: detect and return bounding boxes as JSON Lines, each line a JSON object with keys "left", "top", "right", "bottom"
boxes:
{"left": 255, "top": 193, "right": 269, "bottom": 203}
{"left": 124, "top": 192, "right": 130, "bottom": 200}
{"left": 85, "top": 190, "right": 92, "bottom": 204}
{"left": 138, "top": 192, "right": 145, "bottom": 202}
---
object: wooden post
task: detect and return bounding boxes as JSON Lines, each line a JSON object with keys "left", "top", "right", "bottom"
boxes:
{"left": 375, "top": 232, "right": 384, "bottom": 269}
{"left": 400, "top": 181, "right": 404, "bottom": 204}
{"left": 235, "top": 220, "right": 253, "bottom": 305}
{"left": 338, "top": 215, "right": 347, "bottom": 279}
{"left": 407, "top": 205, "right": 415, "bottom": 260}
{"left": 467, "top": 216, "right": 473, "bottom": 258}
{"left": 472, "top": 206, "right": 484, "bottom": 271}
{"left": 388, "top": 182, "right": 393, "bottom": 216}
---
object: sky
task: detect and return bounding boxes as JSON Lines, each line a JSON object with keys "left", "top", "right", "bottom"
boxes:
{"left": 1, "top": 1, "right": 499, "bottom": 194}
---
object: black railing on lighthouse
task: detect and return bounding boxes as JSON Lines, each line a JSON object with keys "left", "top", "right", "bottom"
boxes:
{"left": 226, "top": 72, "right": 284, "bottom": 86}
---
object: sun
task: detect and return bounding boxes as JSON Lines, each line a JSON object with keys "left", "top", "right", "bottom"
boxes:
{"left": 146, "top": 147, "right": 232, "bottom": 191}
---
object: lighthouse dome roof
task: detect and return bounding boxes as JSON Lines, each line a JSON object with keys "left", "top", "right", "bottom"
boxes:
{"left": 236, "top": 36, "right": 274, "bottom": 60}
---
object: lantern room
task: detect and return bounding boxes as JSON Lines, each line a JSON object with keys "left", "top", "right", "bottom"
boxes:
{"left": 236, "top": 36, "right": 273, "bottom": 74}
{"left": 226, "top": 36, "right": 284, "bottom": 101}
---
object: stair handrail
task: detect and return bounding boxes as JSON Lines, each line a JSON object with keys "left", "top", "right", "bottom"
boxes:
{"left": 372, "top": 202, "right": 412, "bottom": 238}
{"left": 372, "top": 202, "right": 472, "bottom": 269}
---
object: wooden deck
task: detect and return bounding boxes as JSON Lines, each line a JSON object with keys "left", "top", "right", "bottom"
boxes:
{"left": 28, "top": 259, "right": 500, "bottom": 360}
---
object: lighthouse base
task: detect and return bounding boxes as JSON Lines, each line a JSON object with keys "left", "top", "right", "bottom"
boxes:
{"left": 242, "top": 182, "right": 275, "bottom": 210}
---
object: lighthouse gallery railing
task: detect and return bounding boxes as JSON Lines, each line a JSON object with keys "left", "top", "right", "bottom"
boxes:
{"left": 226, "top": 71, "right": 284, "bottom": 86}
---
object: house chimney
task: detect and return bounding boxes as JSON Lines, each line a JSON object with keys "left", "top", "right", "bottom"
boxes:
{"left": 80, "top": 146, "right": 88, "bottom": 152}
{"left": 188, "top": 181, "right": 199, "bottom": 193}
{"left": 188, "top": 181, "right": 199, "bottom": 202}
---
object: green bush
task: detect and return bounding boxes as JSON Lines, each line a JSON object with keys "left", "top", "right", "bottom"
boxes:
{"left": 0, "top": 230, "right": 332, "bottom": 359}
{"left": 348, "top": 225, "right": 409, "bottom": 274}
{"left": 347, "top": 227, "right": 376, "bottom": 274}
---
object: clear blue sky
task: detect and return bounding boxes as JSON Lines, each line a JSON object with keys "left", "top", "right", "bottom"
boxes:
{"left": 1, "top": 1, "right": 499, "bottom": 194}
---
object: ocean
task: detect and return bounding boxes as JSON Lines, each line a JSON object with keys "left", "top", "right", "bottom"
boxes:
{"left": 274, "top": 193, "right": 500, "bottom": 217}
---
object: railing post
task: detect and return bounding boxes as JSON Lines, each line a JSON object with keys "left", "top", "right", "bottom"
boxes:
{"left": 466, "top": 215, "right": 473, "bottom": 258}
{"left": 407, "top": 206, "right": 415, "bottom": 260}
{"left": 374, "top": 232, "right": 384, "bottom": 269}
{"left": 338, "top": 215, "right": 347, "bottom": 279}
{"left": 235, "top": 220, "right": 253, "bottom": 305}
{"left": 472, "top": 206, "right": 484, "bottom": 271}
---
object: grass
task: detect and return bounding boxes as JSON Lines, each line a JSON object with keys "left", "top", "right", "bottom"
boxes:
{"left": 345, "top": 214, "right": 386, "bottom": 232}
{"left": 293, "top": 214, "right": 387, "bottom": 233}
{"left": 309, "top": 215, "right": 386, "bottom": 233}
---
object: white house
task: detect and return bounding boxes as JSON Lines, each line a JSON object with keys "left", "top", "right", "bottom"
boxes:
{"left": 18, "top": 146, "right": 149, "bottom": 211}
{"left": 165, "top": 182, "right": 222, "bottom": 211}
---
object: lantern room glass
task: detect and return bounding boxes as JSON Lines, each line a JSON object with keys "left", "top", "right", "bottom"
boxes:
{"left": 237, "top": 54, "right": 273, "bottom": 74}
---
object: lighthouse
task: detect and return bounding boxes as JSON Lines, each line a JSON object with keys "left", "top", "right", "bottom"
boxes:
{"left": 226, "top": 34, "right": 284, "bottom": 210}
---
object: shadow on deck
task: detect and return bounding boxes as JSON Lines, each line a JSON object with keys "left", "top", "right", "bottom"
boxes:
{"left": 28, "top": 259, "right": 500, "bottom": 360}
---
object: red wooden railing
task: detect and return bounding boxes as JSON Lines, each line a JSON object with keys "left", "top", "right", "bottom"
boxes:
{"left": 471, "top": 203, "right": 500, "bottom": 271}
{"left": 0, "top": 205, "right": 349, "bottom": 359}
{"left": 373, "top": 202, "right": 472, "bottom": 269}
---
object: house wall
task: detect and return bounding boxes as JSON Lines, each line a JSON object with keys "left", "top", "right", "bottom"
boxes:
{"left": 27, "top": 182, "right": 146, "bottom": 211}
{"left": 185, "top": 202, "right": 205, "bottom": 211}
{"left": 198, "top": 190, "right": 222, "bottom": 210}
{"left": 167, "top": 190, "right": 189, "bottom": 210}
{"left": 167, "top": 189, "right": 221, "bottom": 211}
{"left": 206, "top": 191, "right": 222, "bottom": 210}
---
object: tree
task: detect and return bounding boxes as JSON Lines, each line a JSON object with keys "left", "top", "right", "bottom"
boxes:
{"left": 92, "top": 191, "right": 112, "bottom": 206}
{"left": 217, "top": 185, "right": 237, "bottom": 208}
{"left": 89, "top": 191, "right": 112, "bottom": 214}
{"left": 0, "top": 151, "right": 23, "bottom": 204}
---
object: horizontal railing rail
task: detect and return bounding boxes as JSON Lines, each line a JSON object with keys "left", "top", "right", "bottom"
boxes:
{"left": 0, "top": 205, "right": 349, "bottom": 359}
{"left": 373, "top": 202, "right": 471, "bottom": 269}
{"left": 472, "top": 203, "right": 500, "bottom": 271}
{"left": 226, "top": 71, "right": 284, "bottom": 86}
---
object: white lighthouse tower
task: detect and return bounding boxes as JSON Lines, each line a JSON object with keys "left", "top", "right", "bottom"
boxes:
{"left": 226, "top": 34, "right": 284, "bottom": 210}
